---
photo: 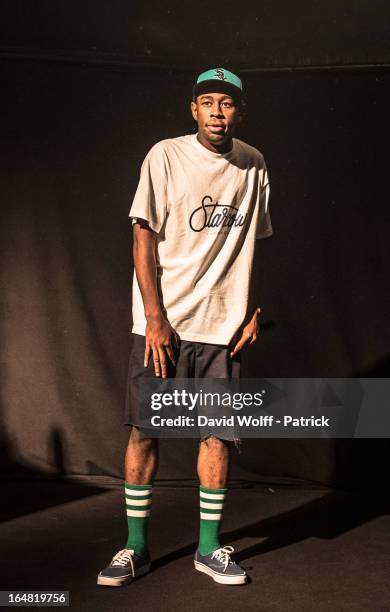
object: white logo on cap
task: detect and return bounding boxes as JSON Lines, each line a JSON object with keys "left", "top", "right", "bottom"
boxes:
{"left": 215, "top": 68, "right": 226, "bottom": 81}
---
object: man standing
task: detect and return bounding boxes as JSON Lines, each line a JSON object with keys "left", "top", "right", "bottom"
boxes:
{"left": 97, "top": 68, "right": 272, "bottom": 587}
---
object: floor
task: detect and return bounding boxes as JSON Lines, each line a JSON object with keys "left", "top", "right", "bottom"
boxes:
{"left": 1, "top": 478, "right": 389, "bottom": 611}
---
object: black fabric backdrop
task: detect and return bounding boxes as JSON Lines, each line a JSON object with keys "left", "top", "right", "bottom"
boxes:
{"left": 1, "top": 59, "right": 389, "bottom": 486}
{"left": 1, "top": 0, "right": 390, "bottom": 69}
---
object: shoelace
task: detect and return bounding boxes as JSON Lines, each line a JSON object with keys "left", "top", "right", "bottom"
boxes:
{"left": 211, "top": 545, "right": 235, "bottom": 571}
{"left": 111, "top": 549, "right": 135, "bottom": 577}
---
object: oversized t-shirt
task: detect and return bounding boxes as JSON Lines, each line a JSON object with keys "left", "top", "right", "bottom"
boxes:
{"left": 129, "top": 133, "right": 272, "bottom": 345}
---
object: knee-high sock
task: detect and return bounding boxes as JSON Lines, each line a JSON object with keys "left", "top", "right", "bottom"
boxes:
{"left": 198, "top": 485, "right": 227, "bottom": 555}
{"left": 125, "top": 482, "right": 153, "bottom": 555}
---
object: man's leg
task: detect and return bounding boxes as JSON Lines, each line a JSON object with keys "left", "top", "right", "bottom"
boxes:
{"left": 197, "top": 436, "right": 228, "bottom": 555}
{"left": 197, "top": 436, "right": 228, "bottom": 488}
{"left": 195, "top": 435, "right": 246, "bottom": 584}
{"left": 125, "top": 426, "right": 158, "bottom": 484}
{"left": 193, "top": 342, "right": 246, "bottom": 584}
{"left": 124, "top": 427, "right": 158, "bottom": 555}
{"left": 97, "top": 427, "right": 157, "bottom": 586}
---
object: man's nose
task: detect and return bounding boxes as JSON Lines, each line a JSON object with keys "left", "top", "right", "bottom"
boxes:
{"left": 210, "top": 103, "right": 224, "bottom": 117}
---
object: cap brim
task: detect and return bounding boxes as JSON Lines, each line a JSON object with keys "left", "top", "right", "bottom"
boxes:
{"left": 192, "top": 80, "right": 242, "bottom": 102}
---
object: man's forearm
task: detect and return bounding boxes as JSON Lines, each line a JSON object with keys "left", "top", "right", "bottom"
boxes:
{"left": 246, "top": 277, "right": 256, "bottom": 319}
{"left": 132, "top": 222, "right": 177, "bottom": 378}
{"left": 133, "top": 223, "right": 163, "bottom": 320}
{"left": 246, "top": 242, "right": 261, "bottom": 319}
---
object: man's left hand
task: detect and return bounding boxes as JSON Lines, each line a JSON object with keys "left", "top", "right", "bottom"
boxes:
{"left": 230, "top": 307, "right": 261, "bottom": 358}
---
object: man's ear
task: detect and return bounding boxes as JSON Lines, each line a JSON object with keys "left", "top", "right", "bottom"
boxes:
{"left": 190, "top": 100, "right": 198, "bottom": 121}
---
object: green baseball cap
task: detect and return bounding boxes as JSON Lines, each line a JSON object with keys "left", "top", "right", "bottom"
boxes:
{"left": 192, "top": 67, "right": 243, "bottom": 102}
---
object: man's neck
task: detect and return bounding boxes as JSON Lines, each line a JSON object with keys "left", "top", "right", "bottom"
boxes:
{"left": 196, "top": 133, "right": 233, "bottom": 154}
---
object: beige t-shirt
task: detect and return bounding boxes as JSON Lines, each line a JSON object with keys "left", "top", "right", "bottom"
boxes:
{"left": 129, "top": 133, "right": 272, "bottom": 345}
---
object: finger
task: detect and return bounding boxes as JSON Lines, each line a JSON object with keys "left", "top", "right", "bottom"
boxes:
{"left": 249, "top": 333, "right": 257, "bottom": 344}
{"left": 152, "top": 346, "right": 161, "bottom": 377}
{"left": 230, "top": 336, "right": 247, "bottom": 357}
{"left": 144, "top": 341, "right": 151, "bottom": 367}
{"left": 165, "top": 344, "right": 176, "bottom": 366}
{"left": 252, "top": 308, "right": 261, "bottom": 323}
{"left": 158, "top": 347, "right": 167, "bottom": 378}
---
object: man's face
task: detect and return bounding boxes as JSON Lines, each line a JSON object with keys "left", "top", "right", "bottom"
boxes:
{"left": 191, "top": 92, "right": 241, "bottom": 151}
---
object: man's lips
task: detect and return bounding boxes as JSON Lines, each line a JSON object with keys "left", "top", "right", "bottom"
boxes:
{"left": 207, "top": 124, "right": 225, "bottom": 133}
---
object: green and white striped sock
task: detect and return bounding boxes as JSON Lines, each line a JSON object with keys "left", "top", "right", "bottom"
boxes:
{"left": 125, "top": 482, "right": 153, "bottom": 556}
{"left": 198, "top": 485, "right": 227, "bottom": 556}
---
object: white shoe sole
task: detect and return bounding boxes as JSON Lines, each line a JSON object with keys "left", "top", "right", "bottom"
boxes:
{"left": 194, "top": 560, "right": 247, "bottom": 585}
{"left": 97, "top": 563, "right": 151, "bottom": 587}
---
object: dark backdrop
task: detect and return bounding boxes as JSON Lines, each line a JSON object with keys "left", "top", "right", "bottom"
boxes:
{"left": 1, "top": 0, "right": 390, "bottom": 69}
{"left": 1, "top": 2, "right": 389, "bottom": 487}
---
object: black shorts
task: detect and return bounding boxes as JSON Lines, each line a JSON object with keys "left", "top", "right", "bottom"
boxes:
{"left": 124, "top": 333, "right": 241, "bottom": 441}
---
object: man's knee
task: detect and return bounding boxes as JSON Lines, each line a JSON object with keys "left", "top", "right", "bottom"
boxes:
{"left": 128, "top": 426, "right": 158, "bottom": 450}
{"left": 199, "top": 436, "right": 228, "bottom": 450}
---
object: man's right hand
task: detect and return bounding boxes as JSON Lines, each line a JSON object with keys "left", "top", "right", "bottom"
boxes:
{"left": 144, "top": 314, "right": 179, "bottom": 378}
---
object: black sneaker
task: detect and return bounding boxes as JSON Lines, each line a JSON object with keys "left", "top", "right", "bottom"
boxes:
{"left": 194, "top": 546, "right": 247, "bottom": 585}
{"left": 97, "top": 548, "right": 151, "bottom": 587}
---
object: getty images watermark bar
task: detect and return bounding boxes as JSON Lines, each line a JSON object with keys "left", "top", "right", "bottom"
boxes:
{"left": 132, "top": 378, "right": 390, "bottom": 438}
